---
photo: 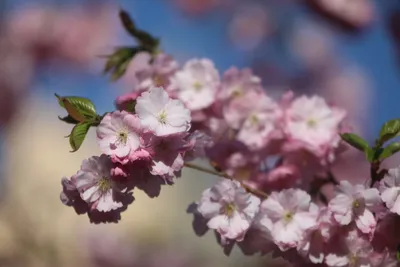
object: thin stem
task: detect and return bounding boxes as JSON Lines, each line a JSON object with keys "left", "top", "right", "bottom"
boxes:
{"left": 184, "top": 162, "right": 268, "bottom": 199}
{"left": 184, "top": 162, "right": 229, "bottom": 178}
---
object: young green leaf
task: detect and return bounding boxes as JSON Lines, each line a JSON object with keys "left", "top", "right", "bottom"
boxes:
{"left": 119, "top": 9, "right": 137, "bottom": 37}
{"left": 378, "top": 142, "right": 400, "bottom": 161}
{"left": 58, "top": 115, "right": 79, "bottom": 125}
{"left": 340, "top": 133, "right": 370, "bottom": 152}
{"left": 69, "top": 122, "right": 91, "bottom": 152}
{"left": 379, "top": 119, "right": 400, "bottom": 144}
{"left": 110, "top": 59, "right": 131, "bottom": 81}
{"left": 118, "top": 9, "right": 159, "bottom": 51}
{"left": 55, "top": 95, "right": 97, "bottom": 122}
{"left": 103, "top": 47, "right": 137, "bottom": 74}
{"left": 365, "top": 147, "right": 375, "bottom": 162}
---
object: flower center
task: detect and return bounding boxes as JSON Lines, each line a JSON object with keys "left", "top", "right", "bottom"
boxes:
{"left": 222, "top": 203, "right": 236, "bottom": 217}
{"left": 153, "top": 74, "right": 163, "bottom": 87}
{"left": 352, "top": 200, "right": 360, "bottom": 209}
{"left": 307, "top": 118, "right": 317, "bottom": 128}
{"left": 116, "top": 129, "right": 128, "bottom": 145}
{"left": 158, "top": 111, "right": 168, "bottom": 124}
{"left": 348, "top": 253, "right": 357, "bottom": 266}
{"left": 97, "top": 176, "right": 112, "bottom": 193}
{"left": 283, "top": 211, "right": 294, "bottom": 222}
{"left": 193, "top": 81, "right": 203, "bottom": 91}
{"left": 232, "top": 86, "right": 243, "bottom": 97}
{"left": 249, "top": 114, "right": 259, "bottom": 126}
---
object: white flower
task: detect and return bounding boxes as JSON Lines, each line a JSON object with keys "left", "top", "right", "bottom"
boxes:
{"left": 74, "top": 155, "right": 127, "bottom": 212}
{"left": 96, "top": 111, "right": 141, "bottom": 159}
{"left": 329, "top": 180, "right": 381, "bottom": 235}
{"left": 171, "top": 58, "right": 220, "bottom": 110}
{"left": 135, "top": 87, "right": 191, "bottom": 136}
{"left": 257, "top": 189, "right": 317, "bottom": 251}
{"left": 380, "top": 166, "right": 400, "bottom": 215}
{"left": 197, "top": 179, "right": 260, "bottom": 241}
{"left": 284, "top": 95, "right": 346, "bottom": 158}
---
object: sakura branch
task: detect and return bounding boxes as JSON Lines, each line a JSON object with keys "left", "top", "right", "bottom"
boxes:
{"left": 56, "top": 9, "right": 400, "bottom": 267}
{"left": 183, "top": 162, "right": 269, "bottom": 199}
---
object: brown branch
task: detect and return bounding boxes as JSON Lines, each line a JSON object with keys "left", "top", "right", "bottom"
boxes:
{"left": 184, "top": 162, "right": 268, "bottom": 199}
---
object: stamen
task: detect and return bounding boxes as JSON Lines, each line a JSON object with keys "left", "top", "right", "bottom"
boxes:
{"left": 158, "top": 111, "right": 168, "bottom": 124}
{"left": 116, "top": 130, "right": 128, "bottom": 145}
{"left": 307, "top": 118, "right": 317, "bottom": 128}
{"left": 283, "top": 211, "right": 294, "bottom": 222}
{"left": 352, "top": 200, "right": 360, "bottom": 209}
{"left": 222, "top": 203, "right": 236, "bottom": 217}
{"left": 97, "top": 176, "right": 112, "bottom": 192}
{"left": 250, "top": 114, "right": 258, "bottom": 126}
{"left": 193, "top": 81, "right": 203, "bottom": 91}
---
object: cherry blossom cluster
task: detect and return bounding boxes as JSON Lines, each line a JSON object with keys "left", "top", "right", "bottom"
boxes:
{"left": 119, "top": 51, "right": 347, "bottom": 193}
{"left": 187, "top": 166, "right": 400, "bottom": 266}
{"left": 58, "top": 24, "right": 400, "bottom": 266}
{"left": 61, "top": 86, "right": 197, "bottom": 223}
{"left": 113, "top": 51, "right": 400, "bottom": 266}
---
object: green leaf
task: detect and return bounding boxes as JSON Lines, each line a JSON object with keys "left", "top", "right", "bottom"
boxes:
{"left": 118, "top": 9, "right": 159, "bottom": 51}
{"left": 58, "top": 115, "right": 79, "bottom": 125}
{"left": 119, "top": 9, "right": 138, "bottom": 37}
{"left": 55, "top": 94, "right": 97, "bottom": 122}
{"left": 69, "top": 122, "right": 91, "bottom": 152}
{"left": 397, "top": 244, "right": 400, "bottom": 262}
{"left": 379, "top": 119, "right": 400, "bottom": 144}
{"left": 110, "top": 59, "right": 131, "bottom": 81}
{"left": 340, "top": 133, "right": 370, "bottom": 152}
{"left": 365, "top": 147, "right": 375, "bottom": 162}
{"left": 378, "top": 142, "right": 400, "bottom": 160}
{"left": 103, "top": 47, "right": 136, "bottom": 74}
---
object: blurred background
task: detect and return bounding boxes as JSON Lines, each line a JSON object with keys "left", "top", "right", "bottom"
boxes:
{"left": 0, "top": 0, "right": 399, "bottom": 266}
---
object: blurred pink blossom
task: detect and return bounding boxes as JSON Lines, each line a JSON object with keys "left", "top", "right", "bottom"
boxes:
{"left": 6, "top": 3, "right": 117, "bottom": 66}
{"left": 228, "top": 4, "right": 272, "bottom": 51}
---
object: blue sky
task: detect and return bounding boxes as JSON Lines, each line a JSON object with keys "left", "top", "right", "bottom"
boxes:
{"left": 25, "top": 0, "right": 400, "bottom": 141}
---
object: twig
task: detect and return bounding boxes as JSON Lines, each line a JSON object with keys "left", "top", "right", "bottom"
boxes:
{"left": 184, "top": 162, "right": 268, "bottom": 199}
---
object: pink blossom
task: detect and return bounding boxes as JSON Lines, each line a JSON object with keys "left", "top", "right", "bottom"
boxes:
{"left": 329, "top": 181, "right": 381, "bottom": 235}
{"left": 170, "top": 58, "right": 220, "bottom": 110}
{"left": 228, "top": 5, "right": 271, "bottom": 51}
{"left": 217, "top": 67, "right": 263, "bottom": 101}
{"left": 283, "top": 95, "right": 346, "bottom": 162}
{"left": 135, "top": 87, "right": 191, "bottom": 136}
{"left": 75, "top": 155, "right": 130, "bottom": 212}
{"left": 184, "top": 130, "right": 214, "bottom": 161}
{"left": 310, "top": 0, "right": 374, "bottom": 30}
{"left": 142, "top": 132, "right": 189, "bottom": 182}
{"left": 223, "top": 90, "right": 267, "bottom": 130}
{"left": 6, "top": 4, "right": 116, "bottom": 66}
{"left": 197, "top": 179, "right": 261, "bottom": 241}
{"left": 257, "top": 189, "right": 317, "bottom": 251}
{"left": 325, "top": 228, "right": 377, "bottom": 267}
{"left": 137, "top": 53, "right": 178, "bottom": 90}
{"left": 60, "top": 155, "right": 134, "bottom": 223}
{"left": 380, "top": 166, "right": 400, "bottom": 215}
{"left": 97, "top": 111, "right": 142, "bottom": 160}
{"left": 235, "top": 93, "right": 282, "bottom": 150}
{"left": 297, "top": 207, "right": 336, "bottom": 264}
{"left": 124, "top": 52, "right": 178, "bottom": 91}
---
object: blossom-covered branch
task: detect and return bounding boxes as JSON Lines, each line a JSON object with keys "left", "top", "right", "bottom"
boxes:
{"left": 56, "top": 9, "right": 400, "bottom": 267}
